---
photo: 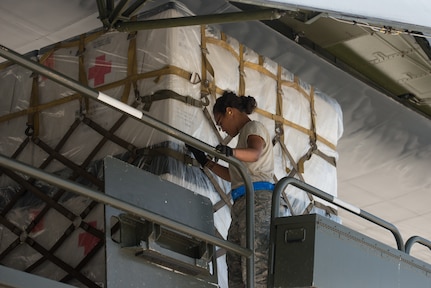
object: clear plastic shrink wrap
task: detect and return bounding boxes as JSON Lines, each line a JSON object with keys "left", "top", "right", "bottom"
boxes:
{"left": 0, "top": 2, "right": 342, "bottom": 287}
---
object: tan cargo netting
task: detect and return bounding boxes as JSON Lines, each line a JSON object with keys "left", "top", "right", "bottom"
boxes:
{"left": 0, "top": 7, "right": 342, "bottom": 287}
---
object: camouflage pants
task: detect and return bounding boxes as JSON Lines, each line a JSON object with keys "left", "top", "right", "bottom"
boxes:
{"left": 227, "top": 190, "right": 273, "bottom": 288}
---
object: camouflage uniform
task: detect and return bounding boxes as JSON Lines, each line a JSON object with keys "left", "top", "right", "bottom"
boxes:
{"left": 226, "top": 120, "right": 282, "bottom": 287}
{"left": 227, "top": 190, "right": 273, "bottom": 288}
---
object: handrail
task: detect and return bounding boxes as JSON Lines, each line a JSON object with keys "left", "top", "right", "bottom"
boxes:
{"left": 0, "top": 44, "right": 256, "bottom": 288}
{"left": 270, "top": 177, "right": 405, "bottom": 251}
{"left": 405, "top": 236, "right": 431, "bottom": 254}
{"left": 0, "top": 154, "right": 250, "bottom": 257}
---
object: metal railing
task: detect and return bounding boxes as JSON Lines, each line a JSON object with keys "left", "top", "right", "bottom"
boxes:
{"left": 0, "top": 44, "right": 257, "bottom": 288}
{"left": 270, "top": 177, "right": 405, "bottom": 251}
{"left": 405, "top": 236, "right": 431, "bottom": 254}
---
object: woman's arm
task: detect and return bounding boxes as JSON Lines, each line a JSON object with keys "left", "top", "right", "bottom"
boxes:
{"left": 205, "top": 160, "right": 231, "bottom": 181}
{"left": 233, "top": 134, "right": 265, "bottom": 162}
{"left": 205, "top": 134, "right": 265, "bottom": 181}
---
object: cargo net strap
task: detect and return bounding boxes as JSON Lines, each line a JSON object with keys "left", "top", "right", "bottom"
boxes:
{"left": 0, "top": 118, "right": 109, "bottom": 287}
{"left": 200, "top": 28, "right": 337, "bottom": 150}
{"left": 139, "top": 89, "right": 209, "bottom": 111}
{"left": 199, "top": 27, "right": 338, "bottom": 216}
{"left": 0, "top": 103, "right": 229, "bottom": 286}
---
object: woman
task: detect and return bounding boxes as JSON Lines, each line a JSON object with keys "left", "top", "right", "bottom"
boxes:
{"left": 188, "top": 90, "right": 274, "bottom": 287}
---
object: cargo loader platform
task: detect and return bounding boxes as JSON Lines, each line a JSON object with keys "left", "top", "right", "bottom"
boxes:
{"left": 268, "top": 177, "right": 431, "bottom": 288}
{"left": 269, "top": 214, "right": 431, "bottom": 288}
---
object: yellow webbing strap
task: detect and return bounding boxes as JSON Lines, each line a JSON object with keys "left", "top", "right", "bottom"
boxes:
{"left": 200, "top": 26, "right": 227, "bottom": 147}
{"left": 273, "top": 69, "right": 302, "bottom": 217}
{"left": 244, "top": 61, "right": 277, "bottom": 80}
{"left": 64, "top": 64, "right": 196, "bottom": 95}
{"left": 152, "top": 65, "right": 201, "bottom": 85}
{"left": 78, "top": 34, "right": 90, "bottom": 114}
{"left": 299, "top": 87, "right": 337, "bottom": 215}
{"left": 254, "top": 107, "right": 337, "bottom": 151}
{"left": 179, "top": 28, "right": 235, "bottom": 210}
{"left": 27, "top": 75, "right": 40, "bottom": 137}
{"left": 281, "top": 78, "right": 299, "bottom": 89}
{"left": 294, "top": 87, "right": 337, "bottom": 170}
{"left": 314, "top": 149, "right": 336, "bottom": 167}
{"left": 274, "top": 63, "right": 287, "bottom": 172}
{"left": 297, "top": 87, "right": 317, "bottom": 173}
{"left": 222, "top": 135, "right": 233, "bottom": 146}
{"left": 257, "top": 107, "right": 310, "bottom": 138}
{"left": 296, "top": 149, "right": 311, "bottom": 174}
{"left": 297, "top": 148, "right": 337, "bottom": 171}
{"left": 274, "top": 131, "right": 337, "bottom": 216}
{"left": 203, "top": 48, "right": 338, "bottom": 168}
{"left": 239, "top": 44, "right": 245, "bottom": 96}
{"left": 0, "top": 94, "right": 81, "bottom": 124}
{"left": 203, "top": 167, "right": 233, "bottom": 210}
{"left": 276, "top": 65, "right": 283, "bottom": 134}
{"left": 39, "top": 49, "right": 54, "bottom": 64}
{"left": 121, "top": 30, "right": 138, "bottom": 104}
{"left": 294, "top": 76, "right": 311, "bottom": 102}
{"left": 309, "top": 86, "right": 318, "bottom": 144}
{"left": 205, "top": 37, "right": 240, "bottom": 62}
{"left": 35, "top": 30, "right": 104, "bottom": 118}
{"left": 140, "top": 89, "right": 209, "bottom": 111}
{"left": 274, "top": 136, "right": 305, "bottom": 182}
{"left": 201, "top": 25, "right": 216, "bottom": 99}
{"left": 203, "top": 107, "right": 224, "bottom": 144}
{"left": 258, "top": 55, "right": 264, "bottom": 66}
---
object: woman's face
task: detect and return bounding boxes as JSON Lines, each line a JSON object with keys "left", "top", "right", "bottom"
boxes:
{"left": 214, "top": 109, "right": 237, "bottom": 137}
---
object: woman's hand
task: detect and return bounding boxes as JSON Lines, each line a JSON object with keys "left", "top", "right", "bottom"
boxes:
{"left": 186, "top": 144, "right": 208, "bottom": 167}
{"left": 215, "top": 144, "right": 233, "bottom": 157}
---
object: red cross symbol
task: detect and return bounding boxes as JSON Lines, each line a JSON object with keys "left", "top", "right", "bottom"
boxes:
{"left": 29, "top": 209, "right": 45, "bottom": 234}
{"left": 88, "top": 55, "right": 112, "bottom": 86}
{"left": 78, "top": 221, "right": 100, "bottom": 256}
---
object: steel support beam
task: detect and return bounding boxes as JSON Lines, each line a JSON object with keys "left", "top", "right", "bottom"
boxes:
{"left": 115, "top": 8, "right": 284, "bottom": 32}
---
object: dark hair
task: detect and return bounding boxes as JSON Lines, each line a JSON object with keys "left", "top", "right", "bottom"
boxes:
{"left": 213, "top": 91, "right": 257, "bottom": 115}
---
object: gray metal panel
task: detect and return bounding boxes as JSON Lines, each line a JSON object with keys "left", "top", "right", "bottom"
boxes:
{"left": 104, "top": 156, "right": 214, "bottom": 234}
{"left": 104, "top": 156, "right": 217, "bottom": 288}
{"left": 271, "top": 214, "right": 431, "bottom": 288}
{"left": 0, "top": 265, "right": 76, "bottom": 288}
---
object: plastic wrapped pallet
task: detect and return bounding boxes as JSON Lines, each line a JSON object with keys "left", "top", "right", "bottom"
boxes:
{"left": 203, "top": 26, "right": 343, "bottom": 220}
{"left": 0, "top": 183, "right": 106, "bottom": 286}
{"left": 0, "top": 2, "right": 343, "bottom": 287}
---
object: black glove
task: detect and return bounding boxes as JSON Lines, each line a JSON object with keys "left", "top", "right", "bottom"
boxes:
{"left": 186, "top": 144, "right": 209, "bottom": 167}
{"left": 216, "top": 144, "right": 233, "bottom": 157}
